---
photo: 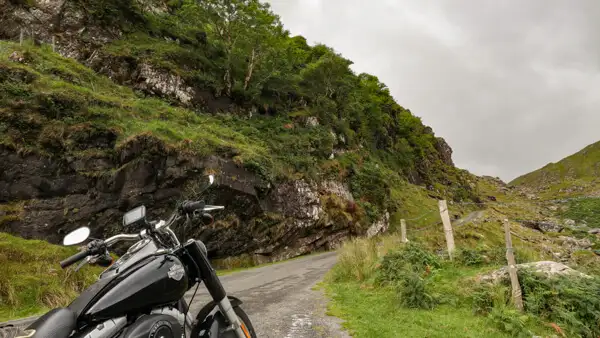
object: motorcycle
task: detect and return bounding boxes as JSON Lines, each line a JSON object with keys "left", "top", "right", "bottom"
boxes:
{"left": 12, "top": 175, "right": 256, "bottom": 338}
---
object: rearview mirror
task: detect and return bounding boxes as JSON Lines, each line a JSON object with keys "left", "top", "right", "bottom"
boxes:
{"left": 63, "top": 227, "right": 91, "bottom": 246}
{"left": 123, "top": 205, "right": 147, "bottom": 228}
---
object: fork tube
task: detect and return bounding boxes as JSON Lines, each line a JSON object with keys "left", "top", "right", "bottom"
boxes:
{"left": 195, "top": 249, "right": 246, "bottom": 337}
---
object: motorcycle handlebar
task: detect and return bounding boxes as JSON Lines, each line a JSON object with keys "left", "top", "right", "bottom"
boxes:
{"left": 180, "top": 200, "right": 205, "bottom": 214}
{"left": 60, "top": 249, "right": 90, "bottom": 269}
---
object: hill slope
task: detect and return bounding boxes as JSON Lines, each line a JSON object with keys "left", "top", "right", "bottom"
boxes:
{"left": 510, "top": 140, "right": 600, "bottom": 199}
{"left": 511, "top": 140, "right": 600, "bottom": 231}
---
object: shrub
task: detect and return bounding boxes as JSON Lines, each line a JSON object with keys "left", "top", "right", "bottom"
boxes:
{"left": 374, "top": 243, "right": 442, "bottom": 310}
{"left": 375, "top": 242, "right": 441, "bottom": 285}
{"left": 518, "top": 269, "right": 600, "bottom": 338}
{"left": 456, "top": 247, "right": 485, "bottom": 266}
{"left": 397, "top": 270, "right": 438, "bottom": 310}
{"left": 488, "top": 306, "right": 532, "bottom": 338}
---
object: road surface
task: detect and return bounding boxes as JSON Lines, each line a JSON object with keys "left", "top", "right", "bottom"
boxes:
{"left": 0, "top": 251, "right": 349, "bottom": 337}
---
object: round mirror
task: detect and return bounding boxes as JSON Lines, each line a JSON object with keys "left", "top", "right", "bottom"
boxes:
{"left": 208, "top": 174, "right": 214, "bottom": 185}
{"left": 63, "top": 227, "right": 91, "bottom": 246}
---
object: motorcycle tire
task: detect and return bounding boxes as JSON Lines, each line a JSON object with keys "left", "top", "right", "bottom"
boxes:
{"left": 191, "top": 304, "right": 256, "bottom": 338}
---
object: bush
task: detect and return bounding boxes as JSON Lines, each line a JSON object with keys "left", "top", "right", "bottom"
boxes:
{"left": 488, "top": 306, "right": 532, "bottom": 338}
{"left": 518, "top": 269, "right": 600, "bottom": 338}
{"left": 397, "top": 270, "right": 438, "bottom": 310}
{"left": 473, "top": 268, "right": 600, "bottom": 337}
{"left": 375, "top": 242, "right": 441, "bottom": 285}
{"left": 373, "top": 243, "right": 442, "bottom": 310}
{"left": 456, "top": 247, "right": 485, "bottom": 266}
{"left": 471, "top": 282, "right": 534, "bottom": 337}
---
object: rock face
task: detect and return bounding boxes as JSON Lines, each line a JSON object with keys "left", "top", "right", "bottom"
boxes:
{"left": 0, "top": 134, "right": 380, "bottom": 260}
{"left": 435, "top": 137, "right": 454, "bottom": 166}
{"left": 478, "top": 261, "right": 590, "bottom": 284}
{"left": 0, "top": 0, "right": 236, "bottom": 113}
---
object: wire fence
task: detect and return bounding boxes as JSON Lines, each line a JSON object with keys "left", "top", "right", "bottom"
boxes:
{"left": 5, "top": 27, "right": 57, "bottom": 52}
{"left": 397, "top": 193, "right": 600, "bottom": 242}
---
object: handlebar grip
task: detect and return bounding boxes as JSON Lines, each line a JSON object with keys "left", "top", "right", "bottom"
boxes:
{"left": 60, "top": 249, "right": 90, "bottom": 269}
{"left": 180, "top": 200, "right": 205, "bottom": 214}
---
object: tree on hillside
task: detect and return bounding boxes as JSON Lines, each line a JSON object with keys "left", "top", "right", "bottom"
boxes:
{"left": 196, "top": 0, "right": 285, "bottom": 99}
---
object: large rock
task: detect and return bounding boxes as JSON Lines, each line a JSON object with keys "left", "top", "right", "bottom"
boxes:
{"left": 478, "top": 261, "right": 590, "bottom": 284}
{"left": 366, "top": 212, "right": 390, "bottom": 238}
{"left": 557, "top": 236, "right": 593, "bottom": 251}
{"left": 520, "top": 220, "right": 564, "bottom": 233}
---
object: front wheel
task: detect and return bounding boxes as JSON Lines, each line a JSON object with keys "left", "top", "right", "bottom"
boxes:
{"left": 191, "top": 302, "right": 256, "bottom": 338}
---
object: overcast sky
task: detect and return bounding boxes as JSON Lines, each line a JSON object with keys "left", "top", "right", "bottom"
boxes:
{"left": 265, "top": 0, "right": 600, "bottom": 182}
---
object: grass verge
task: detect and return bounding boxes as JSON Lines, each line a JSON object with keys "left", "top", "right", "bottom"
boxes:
{"left": 321, "top": 228, "right": 598, "bottom": 338}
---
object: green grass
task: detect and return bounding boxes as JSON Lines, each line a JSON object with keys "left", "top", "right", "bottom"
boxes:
{"left": 321, "top": 198, "right": 583, "bottom": 338}
{"left": 560, "top": 197, "right": 600, "bottom": 228}
{"left": 324, "top": 267, "right": 555, "bottom": 338}
{"left": 0, "top": 233, "right": 103, "bottom": 321}
{"left": 325, "top": 282, "right": 510, "bottom": 338}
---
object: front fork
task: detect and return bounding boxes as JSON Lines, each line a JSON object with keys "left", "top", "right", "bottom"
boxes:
{"left": 184, "top": 241, "right": 248, "bottom": 338}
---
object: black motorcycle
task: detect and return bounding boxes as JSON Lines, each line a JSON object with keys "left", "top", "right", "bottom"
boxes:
{"left": 12, "top": 175, "right": 256, "bottom": 338}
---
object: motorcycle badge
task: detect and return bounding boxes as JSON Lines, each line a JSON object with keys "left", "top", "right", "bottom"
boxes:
{"left": 168, "top": 263, "right": 185, "bottom": 281}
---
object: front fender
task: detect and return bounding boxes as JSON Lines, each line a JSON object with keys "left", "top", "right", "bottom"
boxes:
{"left": 194, "top": 296, "right": 243, "bottom": 321}
{"left": 192, "top": 296, "right": 243, "bottom": 338}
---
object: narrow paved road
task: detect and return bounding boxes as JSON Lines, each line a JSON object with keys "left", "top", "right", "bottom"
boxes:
{"left": 188, "top": 251, "right": 347, "bottom": 337}
{"left": 0, "top": 251, "right": 348, "bottom": 338}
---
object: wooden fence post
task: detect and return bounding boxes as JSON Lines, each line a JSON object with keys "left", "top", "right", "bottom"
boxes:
{"left": 400, "top": 219, "right": 407, "bottom": 243}
{"left": 19, "top": 28, "right": 24, "bottom": 45}
{"left": 52, "top": 36, "right": 56, "bottom": 52}
{"left": 503, "top": 219, "right": 524, "bottom": 312}
{"left": 438, "top": 200, "right": 456, "bottom": 260}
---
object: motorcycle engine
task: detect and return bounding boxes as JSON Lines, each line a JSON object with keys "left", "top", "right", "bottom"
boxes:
{"left": 120, "top": 314, "right": 182, "bottom": 338}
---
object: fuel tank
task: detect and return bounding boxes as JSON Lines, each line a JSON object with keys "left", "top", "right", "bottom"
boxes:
{"left": 80, "top": 254, "right": 188, "bottom": 321}
{"left": 68, "top": 238, "right": 161, "bottom": 318}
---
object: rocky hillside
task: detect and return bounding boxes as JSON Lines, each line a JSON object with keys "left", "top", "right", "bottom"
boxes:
{"left": 0, "top": 0, "right": 479, "bottom": 262}
{"left": 510, "top": 140, "right": 600, "bottom": 234}
{"left": 510, "top": 140, "right": 600, "bottom": 200}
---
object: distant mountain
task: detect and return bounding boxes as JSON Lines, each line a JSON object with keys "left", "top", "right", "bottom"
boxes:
{"left": 510, "top": 141, "right": 600, "bottom": 200}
